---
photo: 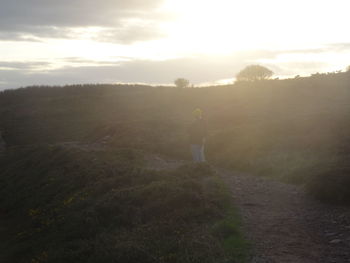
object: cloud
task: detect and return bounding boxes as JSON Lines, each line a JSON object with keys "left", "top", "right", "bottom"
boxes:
{"left": 326, "top": 43, "right": 350, "bottom": 52}
{"left": 0, "top": 31, "right": 43, "bottom": 42}
{"left": 0, "top": 61, "right": 51, "bottom": 70}
{"left": 1, "top": 43, "right": 350, "bottom": 90}
{"left": 0, "top": 54, "right": 248, "bottom": 89}
{"left": 0, "top": 0, "right": 163, "bottom": 28}
{"left": 0, "top": 0, "right": 167, "bottom": 43}
{"left": 93, "top": 24, "right": 166, "bottom": 44}
{"left": 278, "top": 43, "right": 350, "bottom": 55}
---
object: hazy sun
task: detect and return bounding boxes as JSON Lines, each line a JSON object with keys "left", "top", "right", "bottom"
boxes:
{"left": 161, "top": 0, "right": 350, "bottom": 55}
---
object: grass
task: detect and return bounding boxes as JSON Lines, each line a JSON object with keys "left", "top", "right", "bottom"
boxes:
{"left": 3, "top": 74, "right": 350, "bottom": 261}
{"left": 2, "top": 75, "right": 350, "bottom": 205}
{"left": 304, "top": 155, "right": 350, "bottom": 204}
{"left": 210, "top": 176, "right": 250, "bottom": 263}
{"left": 0, "top": 146, "right": 249, "bottom": 263}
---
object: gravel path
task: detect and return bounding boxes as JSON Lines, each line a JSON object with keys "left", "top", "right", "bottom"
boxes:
{"left": 143, "top": 154, "right": 350, "bottom": 262}
{"left": 219, "top": 169, "right": 350, "bottom": 263}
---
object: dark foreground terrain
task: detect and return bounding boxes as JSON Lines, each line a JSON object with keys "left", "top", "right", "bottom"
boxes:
{"left": 0, "top": 144, "right": 248, "bottom": 263}
{"left": 1, "top": 71, "right": 350, "bottom": 262}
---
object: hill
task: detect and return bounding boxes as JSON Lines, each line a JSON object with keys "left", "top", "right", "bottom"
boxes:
{"left": 1, "top": 72, "right": 350, "bottom": 202}
{"left": 1, "top": 71, "right": 350, "bottom": 262}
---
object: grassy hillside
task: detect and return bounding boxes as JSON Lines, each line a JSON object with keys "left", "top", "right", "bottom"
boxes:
{"left": 0, "top": 145, "right": 248, "bottom": 263}
{"left": 1, "top": 72, "right": 350, "bottom": 200}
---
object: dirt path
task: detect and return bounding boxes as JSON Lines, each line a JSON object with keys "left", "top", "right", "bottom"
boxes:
{"left": 219, "top": 169, "right": 350, "bottom": 263}
{"left": 143, "top": 155, "right": 350, "bottom": 263}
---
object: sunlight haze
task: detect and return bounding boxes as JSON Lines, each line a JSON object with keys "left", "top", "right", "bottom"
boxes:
{"left": 0, "top": 0, "right": 349, "bottom": 89}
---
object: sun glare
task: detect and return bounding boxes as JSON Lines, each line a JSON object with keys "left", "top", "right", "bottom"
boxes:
{"left": 161, "top": 0, "right": 350, "bottom": 55}
{"left": 2, "top": 0, "right": 350, "bottom": 87}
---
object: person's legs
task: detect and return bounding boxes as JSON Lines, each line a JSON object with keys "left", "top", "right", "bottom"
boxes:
{"left": 190, "top": 144, "right": 197, "bottom": 162}
{"left": 199, "top": 145, "right": 206, "bottom": 162}
{"left": 190, "top": 144, "right": 201, "bottom": 162}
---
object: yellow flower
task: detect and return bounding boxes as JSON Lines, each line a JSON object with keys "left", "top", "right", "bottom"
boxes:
{"left": 28, "top": 209, "right": 40, "bottom": 218}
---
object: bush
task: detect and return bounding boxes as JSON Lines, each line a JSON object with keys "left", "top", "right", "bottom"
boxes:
{"left": 0, "top": 146, "right": 247, "bottom": 263}
{"left": 306, "top": 162, "right": 350, "bottom": 204}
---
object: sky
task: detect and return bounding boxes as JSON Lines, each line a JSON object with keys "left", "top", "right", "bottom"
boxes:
{"left": 0, "top": 0, "right": 350, "bottom": 90}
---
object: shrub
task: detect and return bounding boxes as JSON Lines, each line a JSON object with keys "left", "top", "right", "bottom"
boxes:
{"left": 306, "top": 163, "right": 350, "bottom": 204}
{"left": 0, "top": 146, "right": 247, "bottom": 263}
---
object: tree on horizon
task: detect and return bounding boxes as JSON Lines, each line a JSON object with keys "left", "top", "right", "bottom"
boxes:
{"left": 174, "top": 78, "right": 190, "bottom": 88}
{"left": 236, "top": 65, "right": 273, "bottom": 82}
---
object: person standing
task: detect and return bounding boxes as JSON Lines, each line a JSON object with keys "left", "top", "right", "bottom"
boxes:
{"left": 188, "top": 109, "right": 207, "bottom": 163}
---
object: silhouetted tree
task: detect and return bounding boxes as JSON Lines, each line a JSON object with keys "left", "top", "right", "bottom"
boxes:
{"left": 236, "top": 65, "right": 273, "bottom": 82}
{"left": 174, "top": 78, "right": 190, "bottom": 88}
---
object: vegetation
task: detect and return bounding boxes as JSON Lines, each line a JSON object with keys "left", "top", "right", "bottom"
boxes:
{"left": 236, "top": 65, "right": 273, "bottom": 82}
{"left": 174, "top": 78, "right": 190, "bottom": 88}
{"left": 1, "top": 70, "right": 350, "bottom": 263}
{"left": 1, "top": 73, "right": 350, "bottom": 205}
{"left": 0, "top": 146, "right": 248, "bottom": 263}
{"left": 0, "top": 130, "right": 5, "bottom": 153}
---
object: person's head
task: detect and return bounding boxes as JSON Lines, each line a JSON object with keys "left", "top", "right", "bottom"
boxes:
{"left": 192, "top": 108, "right": 202, "bottom": 119}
